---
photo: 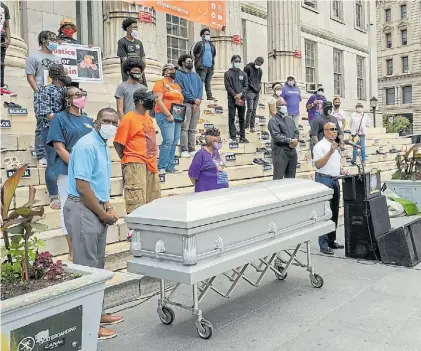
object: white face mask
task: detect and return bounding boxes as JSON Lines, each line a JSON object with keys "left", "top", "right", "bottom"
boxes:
{"left": 279, "top": 105, "right": 288, "bottom": 115}
{"left": 317, "top": 91, "right": 324, "bottom": 96}
{"left": 233, "top": 62, "right": 241, "bottom": 69}
{"left": 356, "top": 107, "right": 363, "bottom": 113}
{"left": 255, "top": 64, "right": 261, "bottom": 69}
{"left": 204, "top": 35, "right": 211, "bottom": 41}
{"left": 287, "top": 80, "right": 294, "bottom": 86}
{"left": 99, "top": 124, "right": 117, "bottom": 139}
{"left": 131, "top": 29, "right": 139, "bottom": 39}
{"left": 275, "top": 90, "right": 282, "bottom": 96}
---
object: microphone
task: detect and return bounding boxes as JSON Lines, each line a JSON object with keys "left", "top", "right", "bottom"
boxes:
{"left": 344, "top": 139, "right": 361, "bottom": 149}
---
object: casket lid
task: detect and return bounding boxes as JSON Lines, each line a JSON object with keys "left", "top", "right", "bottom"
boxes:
{"left": 125, "top": 179, "right": 332, "bottom": 229}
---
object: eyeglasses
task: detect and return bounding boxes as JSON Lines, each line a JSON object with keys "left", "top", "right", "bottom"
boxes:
{"left": 325, "top": 128, "right": 337, "bottom": 132}
{"left": 70, "top": 91, "right": 87, "bottom": 98}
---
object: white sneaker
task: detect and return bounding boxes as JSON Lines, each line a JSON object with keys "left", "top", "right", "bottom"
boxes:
{"left": 38, "top": 158, "right": 47, "bottom": 167}
{"left": 180, "top": 151, "right": 191, "bottom": 158}
{"left": 189, "top": 150, "right": 197, "bottom": 157}
{"left": 159, "top": 169, "right": 166, "bottom": 175}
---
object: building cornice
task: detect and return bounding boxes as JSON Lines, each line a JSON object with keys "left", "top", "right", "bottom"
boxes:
{"left": 378, "top": 72, "right": 421, "bottom": 82}
{"left": 301, "top": 24, "right": 370, "bottom": 54}
{"left": 240, "top": 2, "right": 267, "bottom": 20}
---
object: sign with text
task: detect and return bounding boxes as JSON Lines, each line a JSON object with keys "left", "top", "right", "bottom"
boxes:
{"left": 7, "top": 168, "right": 31, "bottom": 179}
{"left": 225, "top": 153, "right": 236, "bottom": 162}
{"left": 8, "top": 107, "right": 28, "bottom": 115}
{"left": 44, "top": 44, "right": 103, "bottom": 83}
{"left": 204, "top": 123, "right": 214, "bottom": 130}
{"left": 263, "top": 151, "right": 272, "bottom": 159}
{"left": 173, "top": 156, "right": 180, "bottom": 165}
{"left": 159, "top": 174, "right": 166, "bottom": 183}
{"left": 136, "top": 1, "right": 226, "bottom": 29}
{"left": 229, "top": 141, "right": 239, "bottom": 149}
{"left": 1, "top": 119, "right": 11, "bottom": 128}
{"left": 10, "top": 305, "right": 82, "bottom": 351}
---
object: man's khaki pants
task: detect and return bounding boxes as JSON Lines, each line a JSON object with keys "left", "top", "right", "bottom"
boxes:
{"left": 122, "top": 162, "right": 161, "bottom": 214}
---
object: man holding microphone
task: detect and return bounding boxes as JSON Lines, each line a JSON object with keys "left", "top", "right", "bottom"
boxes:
{"left": 313, "top": 122, "right": 346, "bottom": 255}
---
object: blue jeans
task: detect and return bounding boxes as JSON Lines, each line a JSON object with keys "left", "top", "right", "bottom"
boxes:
{"left": 35, "top": 117, "right": 46, "bottom": 160}
{"left": 315, "top": 173, "right": 340, "bottom": 249}
{"left": 40, "top": 123, "right": 58, "bottom": 198}
{"left": 352, "top": 135, "right": 366, "bottom": 161}
{"left": 156, "top": 112, "right": 181, "bottom": 171}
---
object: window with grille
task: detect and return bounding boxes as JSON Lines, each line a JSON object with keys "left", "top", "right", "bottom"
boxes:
{"left": 386, "top": 59, "right": 393, "bottom": 75}
{"left": 332, "top": 0, "right": 343, "bottom": 20}
{"left": 356, "top": 56, "right": 365, "bottom": 100}
{"left": 401, "top": 30, "right": 407, "bottom": 45}
{"left": 355, "top": 0, "right": 365, "bottom": 29}
{"left": 166, "top": 14, "right": 188, "bottom": 66}
{"left": 386, "top": 33, "right": 392, "bottom": 48}
{"left": 385, "top": 8, "right": 391, "bottom": 22}
{"left": 385, "top": 88, "right": 395, "bottom": 105}
{"left": 402, "top": 56, "right": 409, "bottom": 73}
{"left": 402, "top": 86, "right": 412, "bottom": 104}
{"left": 305, "top": 40, "right": 317, "bottom": 84}
{"left": 333, "top": 49, "right": 343, "bottom": 96}
{"left": 401, "top": 5, "right": 407, "bottom": 19}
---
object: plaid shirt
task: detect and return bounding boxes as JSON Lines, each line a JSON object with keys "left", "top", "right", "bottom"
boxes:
{"left": 34, "top": 84, "right": 65, "bottom": 120}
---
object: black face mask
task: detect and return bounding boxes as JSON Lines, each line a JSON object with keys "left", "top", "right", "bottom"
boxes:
{"left": 185, "top": 63, "right": 193, "bottom": 70}
{"left": 129, "top": 73, "right": 142, "bottom": 81}
{"left": 168, "top": 72, "right": 176, "bottom": 80}
{"left": 334, "top": 104, "right": 340, "bottom": 108}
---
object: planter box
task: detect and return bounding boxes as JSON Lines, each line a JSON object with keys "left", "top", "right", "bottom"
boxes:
{"left": 384, "top": 180, "right": 421, "bottom": 206}
{"left": 1, "top": 263, "right": 114, "bottom": 351}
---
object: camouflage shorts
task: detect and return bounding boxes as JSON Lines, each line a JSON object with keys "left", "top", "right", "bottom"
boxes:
{"left": 122, "top": 163, "right": 161, "bottom": 214}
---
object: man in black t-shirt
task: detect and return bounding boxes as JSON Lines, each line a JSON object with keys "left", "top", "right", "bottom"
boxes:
{"left": 117, "top": 17, "right": 147, "bottom": 87}
{"left": 0, "top": 1, "right": 16, "bottom": 96}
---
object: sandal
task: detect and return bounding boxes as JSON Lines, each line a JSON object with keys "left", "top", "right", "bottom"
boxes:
{"left": 50, "top": 199, "right": 61, "bottom": 210}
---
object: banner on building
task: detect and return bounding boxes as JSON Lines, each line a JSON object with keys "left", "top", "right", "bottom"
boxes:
{"left": 44, "top": 44, "right": 103, "bottom": 84}
{"left": 137, "top": 0, "right": 226, "bottom": 29}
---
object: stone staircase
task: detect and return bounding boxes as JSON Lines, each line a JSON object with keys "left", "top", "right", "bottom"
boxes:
{"left": 1, "top": 67, "right": 408, "bottom": 271}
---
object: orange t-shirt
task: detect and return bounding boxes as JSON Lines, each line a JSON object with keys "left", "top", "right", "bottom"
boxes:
{"left": 152, "top": 78, "right": 184, "bottom": 113}
{"left": 114, "top": 111, "right": 158, "bottom": 173}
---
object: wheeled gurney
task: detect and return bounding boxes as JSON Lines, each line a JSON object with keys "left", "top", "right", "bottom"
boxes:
{"left": 126, "top": 179, "right": 335, "bottom": 339}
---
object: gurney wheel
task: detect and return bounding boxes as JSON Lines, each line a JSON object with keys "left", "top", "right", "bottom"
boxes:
{"left": 159, "top": 306, "right": 175, "bottom": 325}
{"left": 274, "top": 263, "right": 287, "bottom": 280}
{"left": 197, "top": 319, "right": 213, "bottom": 339}
{"left": 310, "top": 274, "right": 324, "bottom": 288}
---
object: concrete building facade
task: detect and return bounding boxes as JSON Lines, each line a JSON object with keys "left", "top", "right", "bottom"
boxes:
{"left": 6, "top": 0, "right": 377, "bottom": 116}
{"left": 376, "top": 0, "right": 421, "bottom": 133}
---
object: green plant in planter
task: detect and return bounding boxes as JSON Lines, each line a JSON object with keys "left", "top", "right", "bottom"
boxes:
{"left": 392, "top": 144, "right": 421, "bottom": 181}
{"left": 1, "top": 165, "right": 62, "bottom": 281}
{"left": 383, "top": 115, "right": 411, "bottom": 134}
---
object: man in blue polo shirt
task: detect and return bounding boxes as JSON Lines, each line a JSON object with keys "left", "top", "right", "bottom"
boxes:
{"left": 63, "top": 107, "right": 124, "bottom": 341}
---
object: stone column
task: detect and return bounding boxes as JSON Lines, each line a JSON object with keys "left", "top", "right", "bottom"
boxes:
{"left": 102, "top": 0, "right": 162, "bottom": 85}
{"left": 4, "top": 0, "right": 28, "bottom": 69}
{"left": 211, "top": 0, "right": 243, "bottom": 91}
{"left": 267, "top": 0, "right": 303, "bottom": 86}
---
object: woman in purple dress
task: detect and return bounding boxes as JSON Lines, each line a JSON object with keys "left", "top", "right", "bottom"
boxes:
{"left": 188, "top": 128, "right": 229, "bottom": 192}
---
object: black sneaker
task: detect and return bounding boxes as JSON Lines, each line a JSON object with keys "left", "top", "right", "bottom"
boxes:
{"left": 253, "top": 158, "right": 264, "bottom": 165}
{"left": 239, "top": 137, "right": 249, "bottom": 143}
{"left": 320, "top": 247, "right": 334, "bottom": 255}
{"left": 329, "top": 242, "right": 344, "bottom": 249}
{"left": 256, "top": 147, "right": 267, "bottom": 153}
{"left": 260, "top": 132, "right": 270, "bottom": 141}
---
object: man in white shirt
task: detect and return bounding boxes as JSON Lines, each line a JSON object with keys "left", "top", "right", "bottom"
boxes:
{"left": 313, "top": 122, "right": 346, "bottom": 255}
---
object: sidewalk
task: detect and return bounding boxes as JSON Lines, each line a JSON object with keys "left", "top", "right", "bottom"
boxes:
{"left": 98, "top": 228, "right": 421, "bottom": 351}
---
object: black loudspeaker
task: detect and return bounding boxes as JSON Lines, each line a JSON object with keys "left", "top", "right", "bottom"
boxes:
{"left": 377, "top": 216, "right": 421, "bottom": 267}
{"left": 344, "top": 195, "right": 391, "bottom": 260}
{"left": 342, "top": 171, "right": 381, "bottom": 202}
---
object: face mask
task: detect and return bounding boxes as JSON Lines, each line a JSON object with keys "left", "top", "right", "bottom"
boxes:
{"left": 255, "top": 64, "right": 261, "bottom": 69}
{"left": 334, "top": 103, "right": 340, "bottom": 108}
{"left": 324, "top": 109, "right": 332, "bottom": 115}
{"left": 204, "top": 35, "right": 211, "bottom": 41}
{"left": 356, "top": 107, "right": 363, "bottom": 113}
{"left": 60, "top": 76, "right": 72, "bottom": 86}
{"left": 62, "top": 28, "right": 75, "bottom": 38}
{"left": 129, "top": 73, "right": 142, "bottom": 80}
{"left": 275, "top": 90, "right": 282, "bottom": 97}
{"left": 233, "top": 62, "right": 241, "bottom": 69}
{"left": 279, "top": 105, "right": 288, "bottom": 115}
{"left": 47, "top": 41, "right": 58, "bottom": 52}
{"left": 287, "top": 81, "right": 294, "bottom": 86}
{"left": 317, "top": 91, "right": 324, "bottom": 96}
{"left": 168, "top": 72, "right": 176, "bottom": 80}
{"left": 99, "top": 124, "right": 117, "bottom": 139}
{"left": 213, "top": 141, "right": 223, "bottom": 150}
{"left": 131, "top": 30, "right": 139, "bottom": 39}
{"left": 72, "top": 96, "right": 86, "bottom": 109}
{"left": 185, "top": 63, "right": 194, "bottom": 70}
